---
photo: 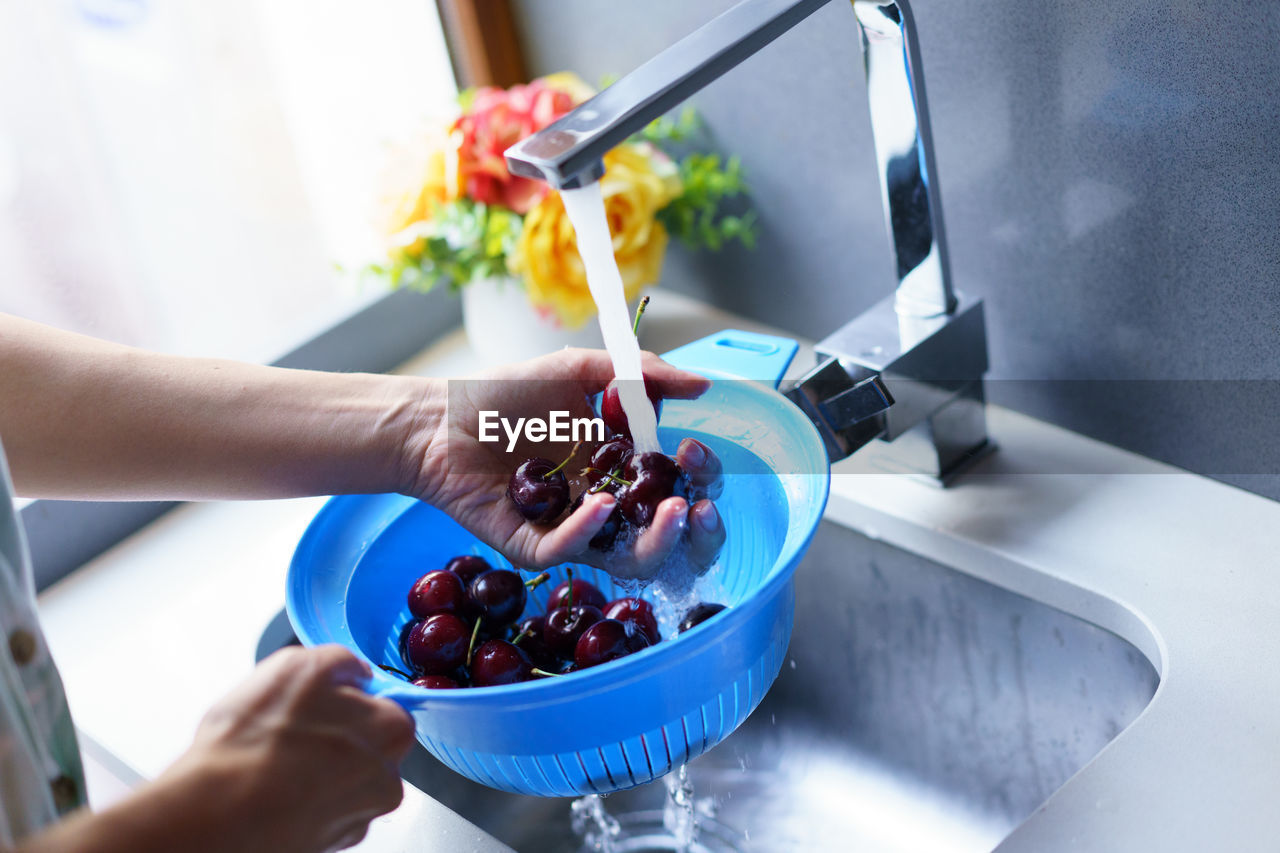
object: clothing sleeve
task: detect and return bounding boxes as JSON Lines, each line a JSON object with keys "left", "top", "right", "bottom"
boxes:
{"left": 0, "top": 441, "right": 86, "bottom": 844}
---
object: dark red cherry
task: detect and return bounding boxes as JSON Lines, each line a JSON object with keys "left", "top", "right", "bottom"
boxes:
{"left": 470, "top": 569, "right": 546, "bottom": 630}
{"left": 542, "top": 603, "right": 604, "bottom": 658}
{"left": 445, "top": 555, "right": 492, "bottom": 587}
{"left": 617, "top": 452, "right": 688, "bottom": 527}
{"left": 404, "top": 613, "right": 469, "bottom": 675}
{"left": 412, "top": 674, "right": 458, "bottom": 689}
{"left": 470, "top": 639, "right": 533, "bottom": 686}
{"left": 407, "top": 569, "right": 466, "bottom": 620}
{"left": 508, "top": 458, "right": 570, "bottom": 524}
{"left": 575, "top": 618, "right": 650, "bottom": 669}
{"left": 604, "top": 598, "right": 661, "bottom": 645}
{"left": 678, "top": 602, "right": 727, "bottom": 633}
{"left": 398, "top": 620, "right": 420, "bottom": 667}
{"left": 601, "top": 378, "right": 662, "bottom": 440}
{"left": 546, "top": 578, "right": 608, "bottom": 612}
{"left": 586, "top": 435, "right": 635, "bottom": 489}
{"left": 512, "top": 614, "right": 558, "bottom": 671}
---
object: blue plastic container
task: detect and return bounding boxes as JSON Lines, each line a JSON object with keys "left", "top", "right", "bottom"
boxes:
{"left": 286, "top": 330, "right": 830, "bottom": 796}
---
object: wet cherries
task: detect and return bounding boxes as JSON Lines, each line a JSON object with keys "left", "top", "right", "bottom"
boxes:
{"left": 678, "top": 602, "right": 727, "bottom": 633}
{"left": 617, "top": 452, "right": 689, "bottom": 527}
{"left": 407, "top": 570, "right": 466, "bottom": 619}
{"left": 604, "top": 597, "right": 661, "bottom": 645}
{"left": 575, "top": 618, "right": 650, "bottom": 669}
{"left": 390, "top": 561, "right": 690, "bottom": 688}
{"left": 470, "top": 640, "right": 533, "bottom": 687}
{"left": 404, "top": 614, "right": 469, "bottom": 675}
{"left": 600, "top": 378, "right": 663, "bottom": 441}
{"left": 508, "top": 457, "right": 572, "bottom": 524}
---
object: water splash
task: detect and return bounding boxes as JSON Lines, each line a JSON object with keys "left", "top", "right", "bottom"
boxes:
{"left": 663, "top": 765, "right": 699, "bottom": 853}
{"left": 571, "top": 794, "right": 621, "bottom": 852}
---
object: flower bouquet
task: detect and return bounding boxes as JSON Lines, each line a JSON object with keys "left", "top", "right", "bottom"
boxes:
{"left": 370, "top": 73, "right": 755, "bottom": 353}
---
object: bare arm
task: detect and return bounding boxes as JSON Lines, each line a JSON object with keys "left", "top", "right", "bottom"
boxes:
{"left": 0, "top": 312, "right": 723, "bottom": 575}
{"left": 13, "top": 647, "right": 414, "bottom": 853}
{"left": 0, "top": 313, "right": 436, "bottom": 501}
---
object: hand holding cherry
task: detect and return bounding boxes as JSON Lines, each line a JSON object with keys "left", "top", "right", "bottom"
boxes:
{"left": 484, "top": 344, "right": 724, "bottom": 579}
{"left": 416, "top": 326, "right": 723, "bottom": 580}
{"left": 501, "top": 297, "right": 724, "bottom": 578}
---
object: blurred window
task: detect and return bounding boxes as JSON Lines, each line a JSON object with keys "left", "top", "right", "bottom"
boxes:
{"left": 0, "top": 0, "right": 457, "bottom": 362}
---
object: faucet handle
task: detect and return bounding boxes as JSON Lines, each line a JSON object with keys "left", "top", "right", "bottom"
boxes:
{"left": 784, "top": 358, "right": 894, "bottom": 461}
{"left": 821, "top": 371, "right": 894, "bottom": 426}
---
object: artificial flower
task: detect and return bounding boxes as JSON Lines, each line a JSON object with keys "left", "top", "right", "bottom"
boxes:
{"left": 451, "top": 75, "right": 587, "bottom": 215}
{"left": 513, "top": 144, "right": 681, "bottom": 328}
{"left": 369, "top": 73, "right": 754, "bottom": 322}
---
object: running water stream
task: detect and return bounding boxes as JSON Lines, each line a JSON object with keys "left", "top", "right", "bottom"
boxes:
{"left": 561, "top": 181, "right": 720, "bottom": 853}
{"left": 560, "top": 183, "right": 662, "bottom": 456}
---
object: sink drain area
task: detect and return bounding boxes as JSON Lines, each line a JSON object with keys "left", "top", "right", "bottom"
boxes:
{"left": 574, "top": 810, "right": 743, "bottom": 853}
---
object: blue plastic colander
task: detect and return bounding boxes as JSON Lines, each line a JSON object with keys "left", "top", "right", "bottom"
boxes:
{"left": 286, "top": 330, "right": 829, "bottom": 796}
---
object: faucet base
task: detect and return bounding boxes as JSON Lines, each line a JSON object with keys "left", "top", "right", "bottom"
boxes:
{"left": 857, "top": 380, "right": 996, "bottom": 485}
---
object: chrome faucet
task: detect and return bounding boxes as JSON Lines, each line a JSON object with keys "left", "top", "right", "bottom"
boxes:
{"left": 506, "top": 0, "right": 992, "bottom": 483}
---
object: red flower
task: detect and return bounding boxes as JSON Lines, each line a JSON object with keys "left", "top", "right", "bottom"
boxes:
{"left": 451, "top": 77, "right": 581, "bottom": 215}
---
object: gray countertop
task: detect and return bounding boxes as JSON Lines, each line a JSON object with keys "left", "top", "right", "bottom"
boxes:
{"left": 35, "top": 291, "right": 1280, "bottom": 851}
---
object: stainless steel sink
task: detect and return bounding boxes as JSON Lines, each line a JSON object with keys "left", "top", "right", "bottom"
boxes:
{"left": 400, "top": 520, "right": 1159, "bottom": 852}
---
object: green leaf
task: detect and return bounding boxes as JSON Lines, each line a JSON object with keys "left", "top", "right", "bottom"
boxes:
{"left": 362, "top": 197, "right": 526, "bottom": 295}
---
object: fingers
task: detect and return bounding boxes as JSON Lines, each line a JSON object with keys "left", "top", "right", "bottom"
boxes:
{"left": 266, "top": 646, "right": 414, "bottom": 761}
{"left": 638, "top": 351, "right": 711, "bottom": 400}
{"left": 630, "top": 497, "right": 690, "bottom": 572}
{"left": 356, "top": 691, "right": 417, "bottom": 761}
{"left": 533, "top": 491, "right": 617, "bottom": 567}
{"left": 523, "top": 347, "right": 711, "bottom": 400}
{"left": 529, "top": 487, "right": 724, "bottom": 581}
{"left": 676, "top": 438, "right": 723, "bottom": 500}
{"left": 308, "top": 644, "right": 374, "bottom": 687}
{"left": 686, "top": 499, "right": 726, "bottom": 573}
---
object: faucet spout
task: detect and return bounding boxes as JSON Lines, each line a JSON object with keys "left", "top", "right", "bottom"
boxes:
{"left": 505, "top": 0, "right": 830, "bottom": 189}
{"left": 506, "top": 0, "right": 954, "bottom": 317}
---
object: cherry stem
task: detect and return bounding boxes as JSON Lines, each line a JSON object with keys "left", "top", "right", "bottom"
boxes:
{"left": 531, "top": 668, "right": 562, "bottom": 678}
{"left": 466, "top": 618, "right": 481, "bottom": 666}
{"left": 544, "top": 441, "right": 583, "bottom": 480}
{"left": 585, "top": 467, "right": 632, "bottom": 487}
{"left": 377, "top": 663, "right": 412, "bottom": 680}
{"left": 525, "top": 570, "right": 551, "bottom": 590}
{"left": 512, "top": 627, "right": 531, "bottom": 646}
{"left": 632, "top": 295, "right": 650, "bottom": 336}
{"left": 565, "top": 567, "right": 574, "bottom": 611}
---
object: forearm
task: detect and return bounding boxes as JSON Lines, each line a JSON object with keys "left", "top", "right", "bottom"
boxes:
{"left": 0, "top": 313, "right": 444, "bottom": 501}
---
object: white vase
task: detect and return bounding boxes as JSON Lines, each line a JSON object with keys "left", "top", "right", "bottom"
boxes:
{"left": 462, "top": 275, "right": 605, "bottom": 366}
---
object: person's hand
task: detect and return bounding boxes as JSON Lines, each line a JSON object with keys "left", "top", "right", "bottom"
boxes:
{"left": 409, "top": 348, "right": 726, "bottom": 579}
{"left": 159, "top": 645, "right": 415, "bottom": 852}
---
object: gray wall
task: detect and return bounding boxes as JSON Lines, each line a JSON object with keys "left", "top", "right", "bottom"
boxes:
{"left": 511, "top": 0, "right": 1280, "bottom": 500}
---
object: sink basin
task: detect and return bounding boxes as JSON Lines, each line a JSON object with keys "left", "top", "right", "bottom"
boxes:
{"left": 400, "top": 519, "right": 1159, "bottom": 851}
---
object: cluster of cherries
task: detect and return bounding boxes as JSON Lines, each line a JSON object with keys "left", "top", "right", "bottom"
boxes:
{"left": 508, "top": 377, "right": 699, "bottom": 550}
{"left": 392, "top": 555, "right": 726, "bottom": 689}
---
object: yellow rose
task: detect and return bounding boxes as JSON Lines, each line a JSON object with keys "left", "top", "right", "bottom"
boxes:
{"left": 512, "top": 143, "right": 682, "bottom": 328}
{"left": 376, "top": 126, "right": 461, "bottom": 258}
